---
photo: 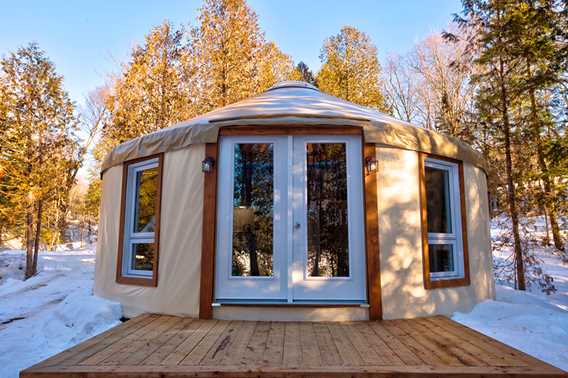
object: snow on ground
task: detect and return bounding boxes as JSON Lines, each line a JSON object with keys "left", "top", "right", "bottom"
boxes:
{"left": 453, "top": 216, "right": 568, "bottom": 371}
{"left": 0, "top": 246, "right": 122, "bottom": 378}
{"left": 0, "top": 216, "right": 566, "bottom": 376}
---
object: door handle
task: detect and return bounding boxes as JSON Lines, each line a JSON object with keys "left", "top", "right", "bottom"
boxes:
{"left": 294, "top": 222, "right": 301, "bottom": 230}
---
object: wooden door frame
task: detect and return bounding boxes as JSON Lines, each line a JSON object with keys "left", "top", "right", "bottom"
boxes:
{"left": 199, "top": 125, "right": 382, "bottom": 319}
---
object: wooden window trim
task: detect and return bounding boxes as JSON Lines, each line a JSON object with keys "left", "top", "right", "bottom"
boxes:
{"left": 418, "top": 152, "right": 470, "bottom": 290}
{"left": 116, "top": 153, "right": 164, "bottom": 287}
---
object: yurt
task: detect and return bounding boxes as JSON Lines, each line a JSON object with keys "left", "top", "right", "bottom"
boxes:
{"left": 94, "top": 81, "right": 494, "bottom": 321}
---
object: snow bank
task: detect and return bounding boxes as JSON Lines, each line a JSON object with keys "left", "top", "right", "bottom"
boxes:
{"left": 0, "top": 248, "right": 122, "bottom": 378}
{"left": 453, "top": 216, "right": 568, "bottom": 371}
{"left": 453, "top": 285, "right": 568, "bottom": 370}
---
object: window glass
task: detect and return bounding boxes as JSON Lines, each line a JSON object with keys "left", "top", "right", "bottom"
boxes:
{"left": 121, "top": 158, "right": 160, "bottom": 279}
{"left": 130, "top": 243, "right": 155, "bottom": 271}
{"left": 425, "top": 166, "right": 452, "bottom": 234}
{"left": 306, "top": 143, "right": 349, "bottom": 277}
{"left": 133, "top": 167, "right": 159, "bottom": 233}
{"left": 429, "top": 244, "right": 455, "bottom": 273}
{"left": 231, "top": 143, "right": 274, "bottom": 277}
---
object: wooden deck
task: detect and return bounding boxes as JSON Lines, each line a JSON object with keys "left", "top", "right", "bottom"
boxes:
{"left": 21, "top": 314, "right": 565, "bottom": 377}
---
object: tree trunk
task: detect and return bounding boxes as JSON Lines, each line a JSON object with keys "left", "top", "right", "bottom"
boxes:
{"left": 24, "top": 207, "right": 35, "bottom": 279}
{"left": 31, "top": 199, "right": 43, "bottom": 276}
{"left": 526, "top": 75, "right": 564, "bottom": 251}
{"left": 499, "top": 57, "right": 525, "bottom": 290}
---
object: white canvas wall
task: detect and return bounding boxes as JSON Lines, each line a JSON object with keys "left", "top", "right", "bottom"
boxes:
{"left": 376, "top": 146, "right": 495, "bottom": 319}
{"left": 94, "top": 145, "right": 205, "bottom": 317}
{"left": 94, "top": 143, "right": 494, "bottom": 320}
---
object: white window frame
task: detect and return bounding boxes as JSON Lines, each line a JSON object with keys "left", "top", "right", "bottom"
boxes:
{"left": 424, "top": 157, "right": 465, "bottom": 281}
{"left": 122, "top": 158, "right": 159, "bottom": 278}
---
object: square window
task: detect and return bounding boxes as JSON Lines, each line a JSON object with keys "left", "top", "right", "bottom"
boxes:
{"left": 428, "top": 244, "right": 455, "bottom": 273}
{"left": 130, "top": 243, "right": 155, "bottom": 272}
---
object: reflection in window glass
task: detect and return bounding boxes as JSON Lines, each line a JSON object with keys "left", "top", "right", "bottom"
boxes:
{"left": 231, "top": 144, "right": 274, "bottom": 277}
{"left": 131, "top": 243, "right": 155, "bottom": 271}
{"left": 133, "top": 167, "right": 158, "bottom": 233}
{"left": 429, "top": 244, "right": 455, "bottom": 273}
{"left": 306, "top": 143, "right": 349, "bottom": 277}
{"left": 425, "top": 166, "right": 452, "bottom": 234}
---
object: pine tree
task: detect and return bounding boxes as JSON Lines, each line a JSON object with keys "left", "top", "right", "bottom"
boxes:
{"left": 316, "top": 26, "right": 388, "bottom": 111}
{"left": 454, "top": 0, "right": 528, "bottom": 289}
{"left": 189, "top": 0, "right": 266, "bottom": 112}
{"left": 96, "top": 21, "right": 190, "bottom": 161}
{"left": 0, "top": 43, "right": 79, "bottom": 277}
{"left": 291, "top": 61, "right": 316, "bottom": 85}
{"left": 257, "top": 42, "right": 295, "bottom": 92}
{"left": 506, "top": 0, "right": 567, "bottom": 252}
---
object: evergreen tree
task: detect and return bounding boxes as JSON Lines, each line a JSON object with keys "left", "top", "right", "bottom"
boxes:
{"left": 257, "top": 42, "right": 295, "bottom": 92}
{"left": 454, "top": 0, "right": 528, "bottom": 289}
{"left": 316, "top": 26, "right": 388, "bottom": 111}
{"left": 189, "top": 0, "right": 265, "bottom": 111}
{"left": 96, "top": 21, "right": 190, "bottom": 161}
{"left": 506, "top": 0, "right": 567, "bottom": 252}
{"left": 0, "top": 43, "right": 79, "bottom": 277}
{"left": 291, "top": 61, "right": 316, "bottom": 85}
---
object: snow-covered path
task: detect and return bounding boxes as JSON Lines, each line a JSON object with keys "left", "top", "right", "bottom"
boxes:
{"left": 0, "top": 248, "right": 121, "bottom": 378}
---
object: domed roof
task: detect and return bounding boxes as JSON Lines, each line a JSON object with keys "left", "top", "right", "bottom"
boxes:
{"left": 182, "top": 79, "right": 412, "bottom": 128}
{"left": 101, "top": 81, "right": 486, "bottom": 173}
{"left": 266, "top": 80, "right": 319, "bottom": 91}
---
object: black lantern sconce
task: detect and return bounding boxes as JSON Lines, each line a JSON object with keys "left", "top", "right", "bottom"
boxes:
{"left": 365, "top": 156, "right": 378, "bottom": 175}
{"left": 201, "top": 156, "right": 215, "bottom": 173}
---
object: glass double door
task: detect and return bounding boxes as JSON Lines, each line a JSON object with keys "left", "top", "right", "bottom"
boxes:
{"left": 214, "top": 135, "right": 366, "bottom": 303}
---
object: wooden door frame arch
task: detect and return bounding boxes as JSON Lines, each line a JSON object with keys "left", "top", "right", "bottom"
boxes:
{"left": 199, "top": 125, "right": 382, "bottom": 320}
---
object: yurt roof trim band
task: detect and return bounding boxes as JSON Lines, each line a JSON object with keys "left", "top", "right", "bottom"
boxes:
{"left": 101, "top": 82, "right": 487, "bottom": 173}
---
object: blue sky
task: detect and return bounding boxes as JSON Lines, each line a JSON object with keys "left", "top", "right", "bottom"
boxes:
{"left": 0, "top": 0, "right": 462, "bottom": 106}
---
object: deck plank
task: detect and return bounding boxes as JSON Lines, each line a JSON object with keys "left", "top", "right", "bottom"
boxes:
{"left": 382, "top": 319, "right": 447, "bottom": 367}
{"left": 355, "top": 322, "right": 403, "bottom": 365}
{"left": 28, "top": 314, "right": 157, "bottom": 369}
{"left": 121, "top": 316, "right": 190, "bottom": 365}
{"left": 328, "top": 322, "right": 364, "bottom": 367}
{"left": 299, "top": 322, "right": 321, "bottom": 367}
{"left": 242, "top": 321, "right": 270, "bottom": 365}
{"left": 282, "top": 322, "right": 301, "bottom": 368}
{"left": 313, "top": 323, "right": 342, "bottom": 366}
{"left": 433, "top": 316, "right": 553, "bottom": 368}
{"left": 20, "top": 314, "right": 565, "bottom": 378}
{"left": 344, "top": 323, "right": 386, "bottom": 365}
{"left": 142, "top": 317, "right": 195, "bottom": 365}
{"left": 160, "top": 320, "right": 216, "bottom": 365}
{"left": 368, "top": 321, "right": 423, "bottom": 366}
{"left": 220, "top": 320, "right": 256, "bottom": 366}
{"left": 78, "top": 314, "right": 164, "bottom": 366}
{"left": 180, "top": 320, "right": 230, "bottom": 365}
{"left": 263, "top": 321, "right": 285, "bottom": 366}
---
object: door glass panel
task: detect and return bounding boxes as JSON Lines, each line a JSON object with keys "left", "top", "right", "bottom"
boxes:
{"left": 232, "top": 143, "right": 274, "bottom": 277}
{"left": 306, "top": 143, "right": 349, "bottom": 277}
{"left": 425, "top": 166, "right": 452, "bottom": 233}
{"left": 429, "top": 244, "right": 455, "bottom": 273}
{"left": 133, "top": 167, "right": 158, "bottom": 233}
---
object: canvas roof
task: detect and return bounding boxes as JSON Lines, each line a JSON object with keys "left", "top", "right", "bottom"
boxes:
{"left": 101, "top": 81, "right": 487, "bottom": 173}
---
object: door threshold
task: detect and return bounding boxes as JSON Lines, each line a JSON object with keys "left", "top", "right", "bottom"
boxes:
{"left": 213, "top": 301, "right": 369, "bottom": 308}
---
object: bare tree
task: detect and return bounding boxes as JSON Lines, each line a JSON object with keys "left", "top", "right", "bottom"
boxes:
{"left": 382, "top": 55, "right": 420, "bottom": 123}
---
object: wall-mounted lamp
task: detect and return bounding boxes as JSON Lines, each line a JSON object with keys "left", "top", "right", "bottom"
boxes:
{"left": 201, "top": 156, "right": 215, "bottom": 173}
{"left": 365, "top": 156, "right": 378, "bottom": 175}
